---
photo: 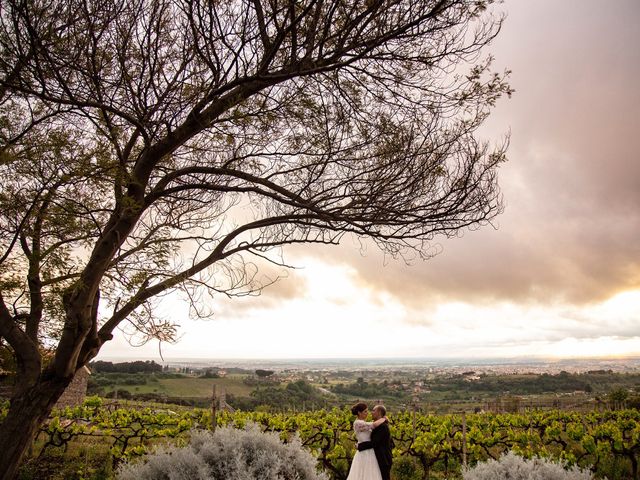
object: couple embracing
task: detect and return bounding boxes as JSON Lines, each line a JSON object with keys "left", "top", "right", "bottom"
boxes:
{"left": 347, "top": 402, "right": 393, "bottom": 480}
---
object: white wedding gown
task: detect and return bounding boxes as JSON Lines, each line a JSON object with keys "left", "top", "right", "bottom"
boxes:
{"left": 346, "top": 419, "right": 383, "bottom": 480}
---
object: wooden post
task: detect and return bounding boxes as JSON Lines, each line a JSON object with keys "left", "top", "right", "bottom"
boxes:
{"left": 412, "top": 402, "right": 417, "bottom": 444}
{"left": 462, "top": 411, "right": 467, "bottom": 468}
{"left": 211, "top": 384, "right": 217, "bottom": 431}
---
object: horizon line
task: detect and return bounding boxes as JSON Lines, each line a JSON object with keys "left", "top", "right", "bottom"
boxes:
{"left": 94, "top": 354, "right": 640, "bottom": 362}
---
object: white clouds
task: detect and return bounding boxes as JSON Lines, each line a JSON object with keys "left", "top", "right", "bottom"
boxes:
{"left": 99, "top": 259, "right": 640, "bottom": 360}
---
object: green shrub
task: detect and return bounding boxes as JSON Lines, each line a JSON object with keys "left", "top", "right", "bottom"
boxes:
{"left": 83, "top": 395, "right": 103, "bottom": 408}
{"left": 391, "top": 456, "right": 422, "bottom": 480}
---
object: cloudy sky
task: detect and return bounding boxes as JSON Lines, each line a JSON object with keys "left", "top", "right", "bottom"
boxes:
{"left": 100, "top": 0, "right": 640, "bottom": 361}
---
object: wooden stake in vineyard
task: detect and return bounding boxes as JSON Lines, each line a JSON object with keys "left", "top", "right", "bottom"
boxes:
{"left": 462, "top": 411, "right": 468, "bottom": 468}
{"left": 411, "top": 397, "right": 418, "bottom": 444}
{"left": 211, "top": 385, "right": 217, "bottom": 432}
{"left": 211, "top": 385, "right": 234, "bottom": 430}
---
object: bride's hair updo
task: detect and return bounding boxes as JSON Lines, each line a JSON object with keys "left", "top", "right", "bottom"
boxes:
{"left": 351, "top": 402, "right": 368, "bottom": 415}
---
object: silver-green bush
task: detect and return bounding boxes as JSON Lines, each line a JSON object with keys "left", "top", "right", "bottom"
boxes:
{"left": 117, "top": 424, "right": 328, "bottom": 480}
{"left": 463, "top": 452, "right": 597, "bottom": 480}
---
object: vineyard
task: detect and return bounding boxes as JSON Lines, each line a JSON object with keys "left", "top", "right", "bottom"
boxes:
{"left": 2, "top": 399, "right": 638, "bottom": 480}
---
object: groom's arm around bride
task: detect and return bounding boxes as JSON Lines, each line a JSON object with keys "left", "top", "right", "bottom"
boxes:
{"left": 358, "top": 405, "right": 393, "bottom": 480}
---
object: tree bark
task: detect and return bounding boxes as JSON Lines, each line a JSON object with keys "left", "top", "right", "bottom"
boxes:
{"left": 0, "top": 376, "right": 71, "bottom": 480}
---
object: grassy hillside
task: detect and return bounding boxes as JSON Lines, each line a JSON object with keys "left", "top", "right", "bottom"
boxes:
{"left": 158, "top": 377, "right": 253, "bottom": 397}
{"left": 97, "top": 375, "right": 253, "bottom": 398}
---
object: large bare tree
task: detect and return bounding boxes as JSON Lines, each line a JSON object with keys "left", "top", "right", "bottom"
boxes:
{"left": 0, "top": 0, "right": 511, "bottom": 476}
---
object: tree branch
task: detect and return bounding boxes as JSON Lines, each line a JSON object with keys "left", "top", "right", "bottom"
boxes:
{"left": 0, "top": 292, "right": 41, "bottom": 392}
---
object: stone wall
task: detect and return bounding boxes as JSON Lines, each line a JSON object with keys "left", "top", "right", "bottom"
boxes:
{"left": 54, "top": 366, "right": 90, "bottom": 408}
{"left": 0, "top": 385, "right": 11, "bottom": 400}
{"left": 0, "top": 367, "right": 90, "bottom": 408}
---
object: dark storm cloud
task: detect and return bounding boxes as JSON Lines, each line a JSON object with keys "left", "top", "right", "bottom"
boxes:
{"left": 282, "top": 0, "right": 640, "bottom": 310}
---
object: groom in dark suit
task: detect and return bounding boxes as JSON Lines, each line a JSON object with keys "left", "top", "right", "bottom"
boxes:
{"left": 357, "top": 404, "right": 393, "bottom": 480}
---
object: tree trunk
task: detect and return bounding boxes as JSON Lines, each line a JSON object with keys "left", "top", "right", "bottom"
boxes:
{"left": 0, "top": 377, "right": 71, "bottom": 480}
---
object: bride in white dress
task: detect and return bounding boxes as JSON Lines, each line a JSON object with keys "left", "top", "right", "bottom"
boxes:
{"left": 346, "top": 403, "right": 387, "bottom": 480}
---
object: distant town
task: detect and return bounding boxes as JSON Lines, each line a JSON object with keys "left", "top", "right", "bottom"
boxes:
{"left": 87, "top": 356, "right": 640, "bottom": 413}
{"left": 150, "top": 355, "right": 640, "bottom": 373}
